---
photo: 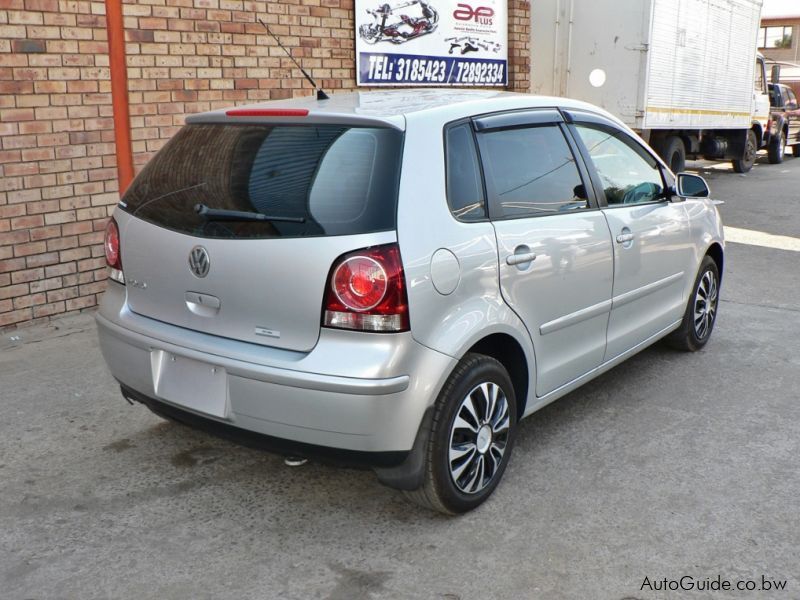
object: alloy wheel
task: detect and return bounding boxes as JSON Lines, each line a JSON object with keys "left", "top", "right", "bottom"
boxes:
{"left": 448, "top": 382, "right": 510, "bottom": 494}
{"left": 693, "top": 269, "right": 718, "bottom": 340}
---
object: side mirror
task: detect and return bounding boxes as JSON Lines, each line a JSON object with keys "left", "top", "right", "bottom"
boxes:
{"left": 676, "top": 173, "right": 710, "bottom": 198}
{"left": 771, "top": 64, "right": 781, "bottom": 84}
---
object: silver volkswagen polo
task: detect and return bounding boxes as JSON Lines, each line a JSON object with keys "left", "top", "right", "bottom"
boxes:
{"left": 97, "top": 90, "right": 724, "bottom": 514}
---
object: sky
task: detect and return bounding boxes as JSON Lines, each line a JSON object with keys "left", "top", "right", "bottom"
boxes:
{"left": 761, "top": 0, "right": 800, "bottom": 18}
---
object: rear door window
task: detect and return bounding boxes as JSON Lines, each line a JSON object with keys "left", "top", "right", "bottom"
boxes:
{"left": 121, "top": 124, "right": 403, "bottom": 238}
{"left": 477, "top": 124, "right": 590, "bottom": 219}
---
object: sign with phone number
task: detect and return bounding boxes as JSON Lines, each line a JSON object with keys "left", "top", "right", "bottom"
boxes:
{"left": 359, "top": 52, "right": 507, "bottom": 86}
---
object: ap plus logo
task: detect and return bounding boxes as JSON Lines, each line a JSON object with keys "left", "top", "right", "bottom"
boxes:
{"left": 453, "top": 3, "right": 494, "bottom": 25}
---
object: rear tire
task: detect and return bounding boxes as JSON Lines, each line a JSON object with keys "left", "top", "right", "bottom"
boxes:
{"left": 767, "top": 129, "right": 786, "bottom": 164}
{"left": 403, "top": 353, "right": 517, "bottom": 514}
{"left": 666, "top": 255, "right": 720, "bottom": 352}
{"left": 732, "top": 130, "right": 757, "bottom": 173}
{"left": 792, "top": 143, "right": 800, "bottom": 157}
{"left": 660, "top": 136, "right": 686, "bottom": 173}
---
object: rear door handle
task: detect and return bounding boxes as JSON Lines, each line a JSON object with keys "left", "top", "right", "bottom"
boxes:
{"left": 506, "top": 252, "right": 537, "bottom": 266}
{"left": 616, "top": 233, "right": 634, "bottom": 244}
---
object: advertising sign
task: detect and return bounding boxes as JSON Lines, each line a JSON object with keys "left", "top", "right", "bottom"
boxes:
{"left": 355, "top": 0, "right": 508, "bottom": 86}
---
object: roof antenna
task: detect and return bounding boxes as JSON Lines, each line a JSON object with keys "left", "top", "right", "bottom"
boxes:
{"left": 258, "top": 18, "right": 329, "bottom": 101}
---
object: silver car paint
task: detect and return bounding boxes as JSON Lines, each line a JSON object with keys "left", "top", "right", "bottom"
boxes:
{"left": 97, "top": 283, "right": 456, "bottom": 451}
{"left": 601, "top": 200, "right": 696, "bottom": 360}
{"left": 493, "top": 211, "right": 615, "bottom": 397}
{"left": 97, "top": 90, "right": 725, "bottom": 454}
{"left": 118, "top": 211, "right": 398, "bottom": 353}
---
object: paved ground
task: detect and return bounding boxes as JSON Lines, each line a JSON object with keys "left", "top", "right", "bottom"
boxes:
{"left": 2, "top": 154, "right": 799, "bottom": 600}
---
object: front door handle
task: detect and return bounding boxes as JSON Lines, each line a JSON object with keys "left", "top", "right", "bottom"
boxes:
{"left": 506, "top": 251, "right": 537, "bottom": 266}
{"left": 616, "top": 233, "right": 634, "bottom": 244}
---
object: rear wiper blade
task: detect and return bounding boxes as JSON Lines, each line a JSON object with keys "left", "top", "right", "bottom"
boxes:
{"left": 194, "top": 204, "right": 305, "bottom": 223}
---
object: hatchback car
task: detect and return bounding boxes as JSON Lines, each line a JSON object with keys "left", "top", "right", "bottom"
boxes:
{"left": 97, "top": 90, "right": 724, "bottom": 514}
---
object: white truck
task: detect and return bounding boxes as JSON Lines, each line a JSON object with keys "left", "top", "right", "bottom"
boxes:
{"left": 531, "top": 0, "right": 774, "bottom": 173}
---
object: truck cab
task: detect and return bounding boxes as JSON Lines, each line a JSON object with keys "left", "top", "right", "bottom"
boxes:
{"left": 768, "top": 81, "right": 800, "bottom": 159}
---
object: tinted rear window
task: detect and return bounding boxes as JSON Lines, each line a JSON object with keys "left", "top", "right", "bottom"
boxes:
{"left": 120, "top": 124, "right": 403, "bottom": 238}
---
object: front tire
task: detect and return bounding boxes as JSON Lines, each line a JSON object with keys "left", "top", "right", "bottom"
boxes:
{"left": 732, "top": 130, "right": 757, "bottom": 173}
{"left": 403, "top": 353, "right": 517, "bottom": 514}
{"left": 666, "top": 255, "right": 720, "bottom": 352}
{"left": 767, "top": 129, "right": 786, "bottom": 164}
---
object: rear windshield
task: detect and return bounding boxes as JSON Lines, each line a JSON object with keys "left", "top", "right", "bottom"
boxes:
{"left": 120, "top": 123, "right": 403, "bottom": 238}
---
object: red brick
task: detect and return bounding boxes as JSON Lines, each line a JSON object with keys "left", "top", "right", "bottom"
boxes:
{"left": 24, "top": 251, "right": 58, "bottom": 267}
{"left": 24, "top": 0, "right": 59, "bottom": 10}
{"left": 11, "top": 267, "right": 43, "bottom": 284}
{"left": 0, "top": 230, "right": 29, "bottom": 245}
{"left": 58, "top": 247, "right": 90, "bottom": 262}
{"left": 29, "top": 225, "right": 61, "bottom": 240}
{"left": 0, "top": 283, "right": 28, "bottom": 300}
{"left": 65, "top": 295, "right": 96, "bottom": 311}
{"left": 44, "top": 262, "right": 76, "bottom": 277}
{"left": 0, "top": 308, "right": 33, "bottom": 327}
{"left": 0, "top": 205, "right": 26, "bottom": 219}
{"left": 0, "top": 258, "right": 26, "bottom": 273}
{"left": 13, "top": 292, "right": 47, "bottom": 309}
{"left": 32, "top": 300, "right": 64, "bottom": 318}
{"left": 14, "top": 241, "right": 47, "bottom": 257}
{"left": 0, "top": 150, "right": 22, "bottom": 164}
{"left": 10, "top": 214, "right": 45, "bottom": 230}
{"left": 46, "top": 235, "right": 77, "bottom": 251}
{"left": 46, "top": 286, "right": 78, "bottom": 302}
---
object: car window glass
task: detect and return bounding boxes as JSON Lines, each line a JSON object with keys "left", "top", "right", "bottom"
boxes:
{"left": 478, "top": 124, "right": 589, "bottom": 219}
{"left": 787, "top": 88, "right": 798, "bottom": 109}
{"left": 120, "top": 124, "right": 403, "bottom": 239}
{"left": 769, "top": 85, "right": 778, "bottom": 106}
{"left": 445, "top": 123, "right": 485, "bottom": 221}
{"left": 574, "top": 124, "right": 665, "bottom": 206}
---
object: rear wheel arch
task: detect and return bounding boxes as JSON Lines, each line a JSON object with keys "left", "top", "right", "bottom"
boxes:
{"left": 466, "top": 333, "right": 530, "bottom": 422}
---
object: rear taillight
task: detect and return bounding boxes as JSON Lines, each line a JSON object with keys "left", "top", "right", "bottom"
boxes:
{"left": 104, "top": 218, "right": 124, "bottom": 284}
{"left": 323, "top": 244, "right": 409, "bottom": 333}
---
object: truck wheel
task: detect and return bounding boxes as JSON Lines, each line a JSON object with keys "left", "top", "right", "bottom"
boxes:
{"left": 767, "top": 129, "right": 786, "bottom": 164}
{"left": 732, "top": 130, "right": 757, "bottom": 173}
{"left": 661, "top": 136, "right": 686, "bottom": 173}
{"left": 793, "top": 144, "right": 800, "bottom": 157}
{"left": 403, "top": 353, "right": 517, "bottom": 514}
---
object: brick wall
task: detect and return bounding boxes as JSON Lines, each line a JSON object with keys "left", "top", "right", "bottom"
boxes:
{"left": 0, "top": 0, "right": 531, "bottom": 329}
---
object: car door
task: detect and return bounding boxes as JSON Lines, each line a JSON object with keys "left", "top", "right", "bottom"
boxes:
{"left": 474, "top": 110, "right": 614, "bottom": 397}
{"left": 784, "top": 87, "right": 800, "bottom": 147}
{"left": 566, "top": 112, "right": 696, "bottom": 361}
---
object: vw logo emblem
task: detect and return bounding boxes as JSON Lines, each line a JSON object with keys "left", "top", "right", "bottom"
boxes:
{"left": 188, "top": 246, "right": 210, "bottom": 278}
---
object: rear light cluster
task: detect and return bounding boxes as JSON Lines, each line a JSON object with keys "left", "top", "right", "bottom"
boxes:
{"left": 323, "top": 243, "right": 409, "bottom": 333}
{"left": 104, "top": 218, "right": 125, "bottom": 284}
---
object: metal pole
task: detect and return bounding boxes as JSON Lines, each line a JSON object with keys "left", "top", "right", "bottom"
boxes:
{"left": 105, "top": 0, "right": 135, "bottom": 195}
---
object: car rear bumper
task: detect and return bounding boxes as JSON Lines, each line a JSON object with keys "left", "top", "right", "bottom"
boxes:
{"left": 119, "top": 384, "right": 409, "bottom": 468}
{"left": 96, "top": 283, "right": 456, "bottom": 455}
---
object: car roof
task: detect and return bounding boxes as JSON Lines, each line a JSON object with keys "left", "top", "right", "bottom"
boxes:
{"left": 186, "top": 89, "right": 621, "bottom": 131}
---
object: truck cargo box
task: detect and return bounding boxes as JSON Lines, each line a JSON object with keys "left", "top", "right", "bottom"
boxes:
{"left": 532, "top": 0, "right": 764, "bottom": 131}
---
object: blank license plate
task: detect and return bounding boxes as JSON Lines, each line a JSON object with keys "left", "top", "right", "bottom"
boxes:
{"left": 151, "top": 350, "right": 228, "bottom": 418}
